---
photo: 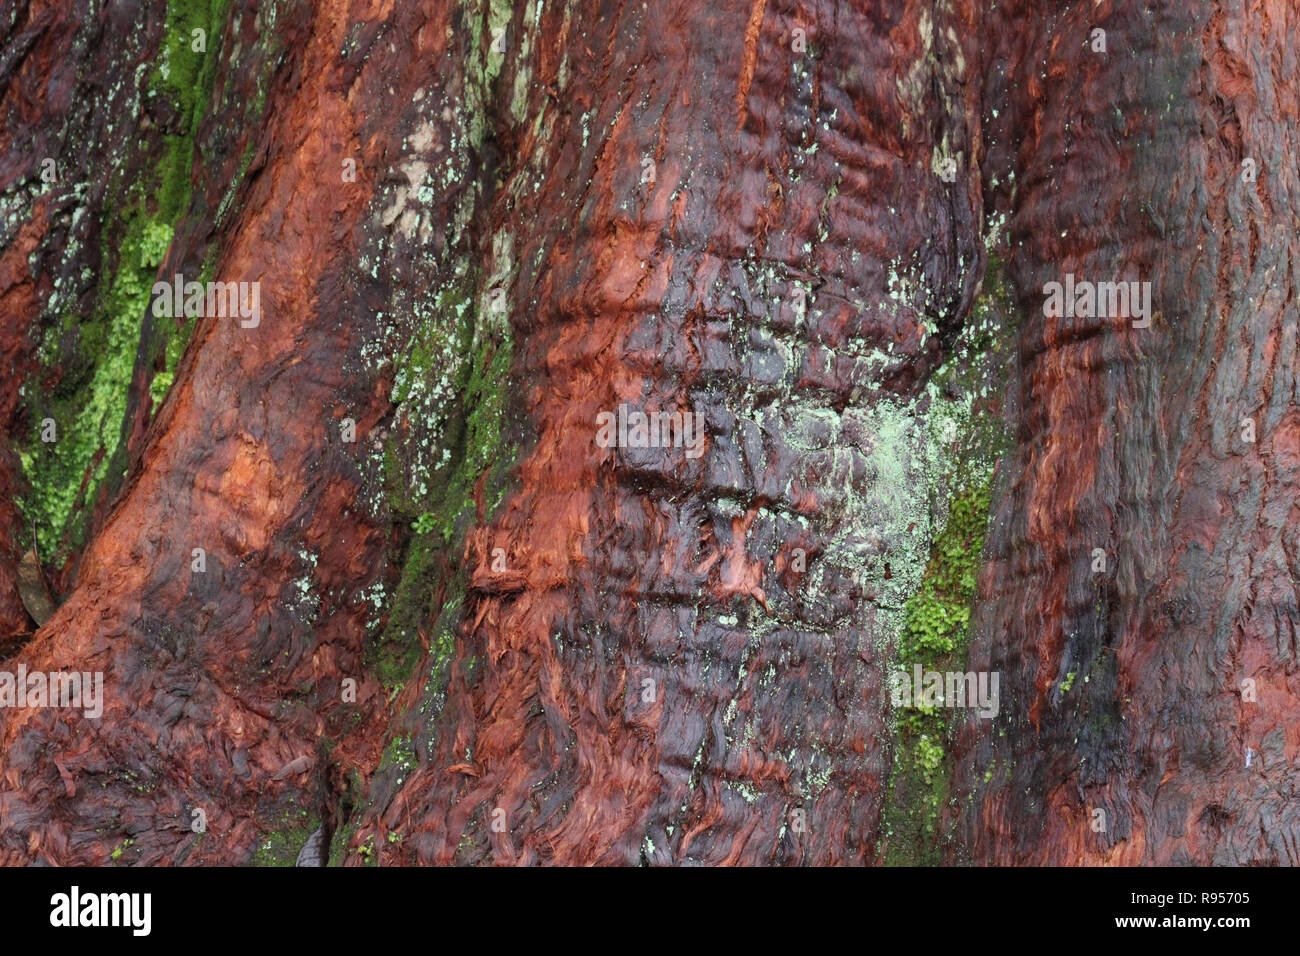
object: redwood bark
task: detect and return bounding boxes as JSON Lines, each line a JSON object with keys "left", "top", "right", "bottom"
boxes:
{"left": 0, "top": 0, "right": 445, "bottom": 863}
{"left": 949, "top": 0, "right": 1300, "bottom": 866}
{"left": 350, "top": 0, "right": 985, "bottom": 865}
{"left": 0, "top": 0, "right": 1295, "bottom": 867}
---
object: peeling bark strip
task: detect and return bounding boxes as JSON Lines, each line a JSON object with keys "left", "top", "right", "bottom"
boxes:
{"left": 0, "top": 0, "right": 1295, "bottom": 867}
{"left": 735, "top": 0, "right": 768, "bottom": 130}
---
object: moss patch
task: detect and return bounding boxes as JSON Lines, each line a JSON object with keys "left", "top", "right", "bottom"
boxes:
{"left": 369, "top": 280, "right": 515, "bottom": 690}
{"left": 881, "top": 249, "right": 1017, "bottom": 865}
{"left": 884, "top": 478, "right": 994, "bottom": 864}
{"left": 20, "top": 211, "right": 174, "bottom": 561}
{"left": 900, "top": 482, "right": 992, "bottom": 661}
{"left": 250, "top": 806, "right": 319, "bottom": 866}
{"left": 17, "top": 0, "right": 231, "bottom": 565}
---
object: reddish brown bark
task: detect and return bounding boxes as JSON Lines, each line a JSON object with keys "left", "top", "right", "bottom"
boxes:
{"left": 349, "top": 0, "right": 986, "bottom": 865}
{"left": 0, "top": 0, "right": 430, "bottom": 863}
{"left": 0, "top": 0, "right": 1295, "bottom": 867}
{"left": 948, "top": 0, "right": 1300, "bottom": 865}
{"left": 0, "top": 203, "right": 47, "bottom": 649}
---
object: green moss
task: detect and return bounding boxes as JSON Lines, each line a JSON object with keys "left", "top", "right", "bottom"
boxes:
{"left": 149, "top": 1, "right": 232, "bottom": 229}
{"left": 325, "top": 767, "right": 368, "bottom": 867}
{"left": 110, "top": 838, "right": 135, "bottom": 862}
{"left": 17, "top": 0, "right": 232, "bottom": 564}
{"left": 349, "top": 0, "right": 531, "bottom": 845}
{"left": 914, "top": 734, "right": 945, "bottom": 783}
{"left": 900, "top": 483, "right": 992, "bottom": 659}
{"left": 356, "top": 836, "right": 376, "bottom": 865}
{"left": 884, "top": 478, "right": 994, "bottom": 864}
{"left": 20, "top": 212, "right": 174, "bottom": 560}
{"left": 439, "top": 329, "right": 514, "bottom": 541}
{"left": 154, "top": 0, "right": 231, "bottom": 142}
{"left": 371, "top": 541, "right": 437, "bottom": 689}
{"left": 250, "top": 807, "right": 319, "bottom": 866}
{"left": 382, "top": 735, "right": 415, "bottom": 776}
{"left": 359, "top": 299, "right": 519, "bottom": 863}
{"left": 371, "top": 281, "right": 514, "bottom": 690}
{"left": 882, "top": 248, "right": 1018, "bottom": 865}
{"left": 144, "top": 0, "right": 232, "bottom": 401}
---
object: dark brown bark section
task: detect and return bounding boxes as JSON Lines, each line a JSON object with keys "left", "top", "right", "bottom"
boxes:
{"left": 0, "top": 203, "right": 46, "bottom": 650}
{"left": 949, "top": 0, "right": 1300, "bottom": 864}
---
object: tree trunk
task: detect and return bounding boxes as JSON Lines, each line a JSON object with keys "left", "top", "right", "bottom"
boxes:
{"left": 0, "top": 0, "right": 1294, "bottom": 866}
{"left": 948, "top": 0, "right": 1300, "bottom": 866}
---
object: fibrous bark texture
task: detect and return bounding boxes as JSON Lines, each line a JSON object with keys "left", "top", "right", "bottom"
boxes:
{"left": 0, "top": 0, "right": 1295, "bottom": 866}
{"left": 949, "top": 0, "right": 1300, "bottom": 866}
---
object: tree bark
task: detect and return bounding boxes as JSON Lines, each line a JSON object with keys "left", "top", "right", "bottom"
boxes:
{"left": 0, "top": 0, "right": 1295, "bottom": 866}
{"left": 949, "top": 0, "right": 1300, "bottom": 866}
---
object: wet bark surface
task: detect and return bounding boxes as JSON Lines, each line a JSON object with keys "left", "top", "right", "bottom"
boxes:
{"left": 349, "top": 0, "right": 985, "bottom": 866}
{"left": 0, "top": 0, "right": 1295, "bottom": 865}
{"left": 949, "top": 0, "right": 1300, "bottom": 866}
